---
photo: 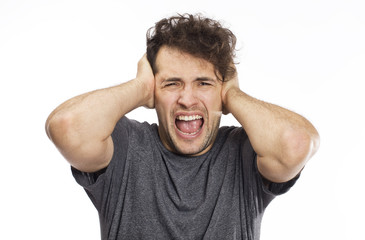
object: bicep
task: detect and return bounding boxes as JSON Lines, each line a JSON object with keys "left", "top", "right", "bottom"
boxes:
{"left": 256, "top": 129, "right": 318, "bottom": 183}
{"left": 59, "top": 135, "right": 114, "bottom": 173}
{"left": 257, "top": 155, "right": 305, "bottom": 183}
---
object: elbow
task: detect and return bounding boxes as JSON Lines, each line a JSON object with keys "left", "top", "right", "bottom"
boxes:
{"left": 45, "top": 111, "right": 79, "bottom": 148}
{"left": 280, "top": 127, "right": 320, "bottom": 169}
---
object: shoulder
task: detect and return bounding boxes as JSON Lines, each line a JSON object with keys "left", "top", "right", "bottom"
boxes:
{"left": 113, "top": 117, "right": 155, "bottom": 139}
{"left": 112, "top": 117, "right": 157, "bottom": 152}
{"left": 115, "top": 116, "right": 151, "bottom": 131}
{"left": 210, "top": 126, "right": 254, "bottom": 161}
{"left": 217, "top": 126, "right": 250, "bottom": 146}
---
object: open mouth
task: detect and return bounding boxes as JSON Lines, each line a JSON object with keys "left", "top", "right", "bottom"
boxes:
{"left": 175, "top": 115, "right": 204, "bottom": 136}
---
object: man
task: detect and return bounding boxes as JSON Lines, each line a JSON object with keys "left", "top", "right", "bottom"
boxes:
{"left": 46, "top": 14, "right": 319, "bottom": 239}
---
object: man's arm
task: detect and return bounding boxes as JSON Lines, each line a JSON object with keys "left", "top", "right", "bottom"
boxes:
{"left": 45, "top": 55, "right": 154, "bottom": 172}
{"left": 222, "top": 73, "right": 320, "bottom": 183}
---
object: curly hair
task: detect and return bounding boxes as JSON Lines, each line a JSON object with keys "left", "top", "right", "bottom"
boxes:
{"left": 146, "top": 13, "right": 237, "bottom": 81}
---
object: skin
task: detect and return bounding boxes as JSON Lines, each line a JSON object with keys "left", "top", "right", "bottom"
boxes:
{"left": 221, "top": 68, "right": 320, "bottom": 182}
{"left": 46, "top": 46, "right": 319, "bottom": 183}
{"left": 154, "top": 46, "right": 223, "bottom": 156}
{"left": 45, "top": 55, "right": 155, "bottom": 172}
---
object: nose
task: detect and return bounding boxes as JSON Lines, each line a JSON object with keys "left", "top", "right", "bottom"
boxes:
{"left": 177, "top": 85, "right": 199, "bottom": 109}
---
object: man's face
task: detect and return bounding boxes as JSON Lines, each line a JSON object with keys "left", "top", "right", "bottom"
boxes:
{"left": 154, "top": 46, "right": 223, "bottom": 156}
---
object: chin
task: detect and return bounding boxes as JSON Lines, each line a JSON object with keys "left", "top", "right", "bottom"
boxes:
{"left": 177, "top": 148, "right": 201, "bottom": 156}
{"left": 172, "top": 140, "right": 211, "bottom": 156}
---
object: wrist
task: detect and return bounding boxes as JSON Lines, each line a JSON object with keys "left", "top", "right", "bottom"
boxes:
{"left": 222, "top": 86, "right": 240, "bottom": 111}
{"left": 133, "top": 77, "right": 155, "bottom": 109}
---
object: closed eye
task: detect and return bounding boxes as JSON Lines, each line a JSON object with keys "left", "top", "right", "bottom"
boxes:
{"left": 199, "top": 81, "right": 212, "bottom": 86}
{"left": 165, "top": 82, "right": 177, "bottom": 87}
{"left": 162, "top": 78, "right": 182, "bottom": 88}
{"left": 196, "top": 77, "right": 216, "bottom": 87}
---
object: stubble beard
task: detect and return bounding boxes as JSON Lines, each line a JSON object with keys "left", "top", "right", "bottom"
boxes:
{"left": 164, "top": 115, "right": 221, "bottom": 156}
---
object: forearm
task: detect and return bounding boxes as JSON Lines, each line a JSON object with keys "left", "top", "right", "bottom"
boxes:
{"left": 45, "top": 78, "right": 150, "bottom": 172}
{"left": 45, "top": 54, "right": 154, "bottom": 172}
{"left": 224, "top": 87, "right": 319, "bottom": 180}
{"left": 46, "top": 79, "right": 145, "bottom": 143}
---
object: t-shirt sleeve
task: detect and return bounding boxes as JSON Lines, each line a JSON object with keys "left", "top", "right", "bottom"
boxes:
{"left": 71, "top": 117, "right": 132, "bottom": 211}
{"left": 254, "top": 158, "right": 301, "bottom": 196}
{"left": 237, "top": 126, "right": 300, "bottom": 201}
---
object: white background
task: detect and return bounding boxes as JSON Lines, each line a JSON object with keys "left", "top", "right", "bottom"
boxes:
{"left": 1, "top": 0, "right": 364, "bottom": 239}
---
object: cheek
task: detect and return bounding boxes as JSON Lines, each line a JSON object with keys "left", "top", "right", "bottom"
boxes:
{"left": 201, "top": 91, "right": 223, "bottom": 111}
{"left": 155, "top": 93, "right": 176, "bottom": 118}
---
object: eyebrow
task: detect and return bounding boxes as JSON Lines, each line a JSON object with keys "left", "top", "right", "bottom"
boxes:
{"left": 165, "top": 77, "right": 215, "bottom": 81}
{"left": 166, "top": 77, "right": 181, "bottom": 81}
{"left": 161, "top": 77, "right": 217, "bottom": 84}
{"left": 195, "top": 77, "right": 216, "bottom": 82}
{"left": 162, "top": 77, "right": 182, "bottom": 83}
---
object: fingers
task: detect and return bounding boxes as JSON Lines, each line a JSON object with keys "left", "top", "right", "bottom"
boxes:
{"left": 137, "top": 55, "right": 153, "bottom": 80}
{"left": 136, "top": 53, "right": 155, "bottom": 109}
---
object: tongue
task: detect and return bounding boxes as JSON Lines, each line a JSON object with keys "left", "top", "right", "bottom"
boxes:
{"left": 176, "top": 119, "right": 203, "bottom": 134}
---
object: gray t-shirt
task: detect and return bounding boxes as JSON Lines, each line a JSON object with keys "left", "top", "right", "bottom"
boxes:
{"left": 72, "top": 117, "right": 299, "bottom": 240}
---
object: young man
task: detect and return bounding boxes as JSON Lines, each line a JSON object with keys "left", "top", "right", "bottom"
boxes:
{"left": 46, "top": 14, "right": 319, "bottom": 239}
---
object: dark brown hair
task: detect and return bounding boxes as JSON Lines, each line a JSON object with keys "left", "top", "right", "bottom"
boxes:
{"left": 146, "top": 13, "right": 237, "bottom": 81}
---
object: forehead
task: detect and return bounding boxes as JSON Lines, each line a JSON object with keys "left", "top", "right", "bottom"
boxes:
{"left": 155, "top": 46, "right": 217, "bottom": 80}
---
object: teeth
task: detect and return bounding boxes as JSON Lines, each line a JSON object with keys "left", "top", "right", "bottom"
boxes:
{"left": 177, "top": 128, "right": 201, "bottom": 135}
{"left": 176, "top": 115, "right": 203, "bottom": 121}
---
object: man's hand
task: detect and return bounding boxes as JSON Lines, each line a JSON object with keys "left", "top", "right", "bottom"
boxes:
{"left": 136, "top": 54, "right": 155, "bottom": 109}
{"left": 221, "top": 65, "right": 239, "bottom": 115}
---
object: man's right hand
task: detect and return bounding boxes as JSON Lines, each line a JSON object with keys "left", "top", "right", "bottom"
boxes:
{"left": 136, "top": 54, "right": 155, "bottom": 109}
